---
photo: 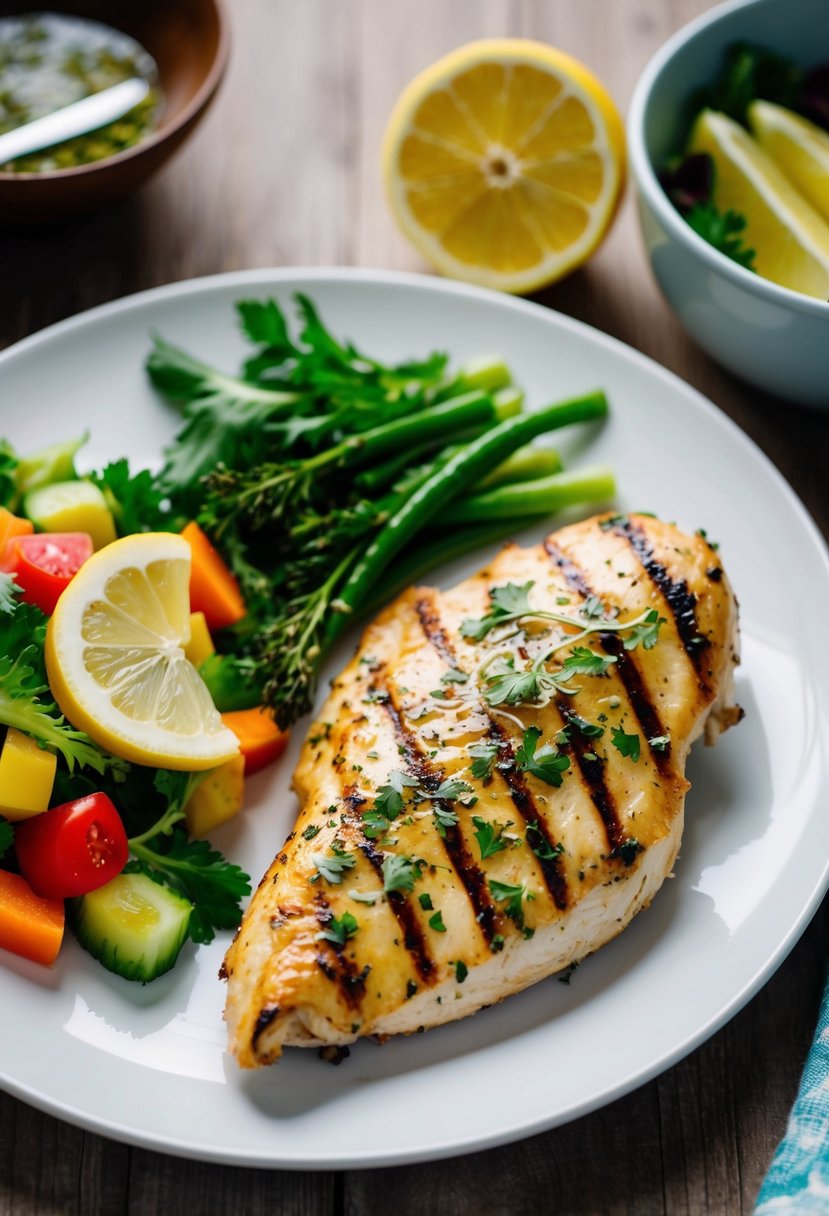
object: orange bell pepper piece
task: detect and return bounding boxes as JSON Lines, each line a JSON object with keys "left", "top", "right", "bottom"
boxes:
{"left": 222, "top": 708, "right": 289, "bottom": 775}
{"left": 181, "top": 521, "right": 246, "bottom": 632}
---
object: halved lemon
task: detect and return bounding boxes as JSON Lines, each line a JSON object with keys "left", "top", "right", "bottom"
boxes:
{"left": 748, "top": 100, "right": 829, "bottom": 224}
{"left": 382, "top": 39, "right": 625, "bottom": 294}
{"left": 689, "top": 108, "right": 829, "bottom": 299}
{"left": 45, "top": 533, "right": 239, "bottom": 771}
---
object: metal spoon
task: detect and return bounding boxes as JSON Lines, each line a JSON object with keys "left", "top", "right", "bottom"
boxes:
{"left": 0, "top": 78, "right": 150, "bottom": 166}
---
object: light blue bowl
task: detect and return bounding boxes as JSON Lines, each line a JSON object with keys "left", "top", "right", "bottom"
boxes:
{"left": 628, "top": 0, "right": 829, "bottom": 408}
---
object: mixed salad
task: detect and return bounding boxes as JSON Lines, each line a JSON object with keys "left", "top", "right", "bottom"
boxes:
{"left": 0, "top": 295, "right": 614, "bottom": 985}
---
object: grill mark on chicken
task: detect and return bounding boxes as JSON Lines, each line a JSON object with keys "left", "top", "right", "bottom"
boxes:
{"left": 555, "top": 695, "right": 624, "bottom": 850}
{"left": 485, "top": 720, "right": 570, "bottom": 910}
{"left": 545, "top": 538, "right": 672, "bottom": 770}
{"left": 252, "top": 1005, "right": 280, "bottom": 1052}
{"left": 613, "top": 519, "right": 711, "bottom": 676}
{"left": 379, "top": 690, "right": 501, "bottom": 944}
{"left": 416, "top": 589, "right": 569, "bottom": 911}
{"left": 340, "top": 781, "right": 435, "bottom": 984}
{"left": 312, "top": 891, "right": 369, "bottom": 1008}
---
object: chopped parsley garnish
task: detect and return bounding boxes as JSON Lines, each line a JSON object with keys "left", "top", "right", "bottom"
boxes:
{"left": 611, "top": 837, "right": 644, "bottom": 866}
{"left": 432, "top": 776, "right": 474, "bottom": 802}
{"left": 515, "top": 726, "right": 571, "bottom": 787}
{"left": 428, "top": 910, "right": 446, "bottom": 933}
{"left": 441, "top": 667, "right": 469, "bottom": 685}
{"left": 610, "top": 726, "right": 641, "bottom": 762}
{"left": 432, "top": 804, "right": 459, "bottom": 837}
{"left": 301, "top": 823, "right": 321, "bottom": 840}
{"left": 317, "top": 910, "right": 359, "bottom": 947}
{"left": 563, "top": 710, "right": 605, "bottom": 739}
{"left": 460, "top": 581, "right": 535, "bottom": 641}
{"left": 622, "top": 608, "right": 665, "bottom": 652}
{"left": 482, "top": 658, "right": 567, "bottom": 708}
{"left": 599, "top": 513, "right": 629, "bottom": 531}
{"left": 382, "top": 853, "right": 422, "bottom": 894}
{"left": 526, "top": 820, "right": 565, "bottom": 863}
{"left": 559, "top": 646, "right": 616, "bottom": 678}
{"left": 311, "top": 842, "right": 357, "bottom": 884}
{"left": 372, "top": 770, "right": 418, "bottom": 821}
{"left": 468, "top": 740, "right": 500, "bottom": 781}
{"left": 361, "top": 808, "right": 394, "bottom": 839}
{"left": 418, "top": 892, "right": 434, "bottom": 911}
{"left": 453, "top": 960, "right": 468, "bottom": 983}
{"left": 580, "top": 594, "right": 608, "bottom": 621}
{"left": 488, "top": 878, "right": 534, "bottom": 929}
{"left": 472, "top": 815, "right": 510, "bottom": 860}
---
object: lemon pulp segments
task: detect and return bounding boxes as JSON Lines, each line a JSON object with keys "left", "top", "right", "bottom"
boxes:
{"left": 689, "top": 108, "right": 829, "bottom": 299}
{"left": 46, "top": 533, "right": 239, "bottom": 771}
{"left": 383, "top": 39, "right": 625, "bottom": 293}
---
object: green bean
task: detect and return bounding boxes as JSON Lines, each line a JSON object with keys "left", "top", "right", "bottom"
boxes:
{"left": 476, "top": 445, "right": 562, "bottom": 491}
{"left": 324, "top": 389, "right": 608, "bottom": 646}
{"left": 450, "top": 464, "right": 616, "bottom": 523}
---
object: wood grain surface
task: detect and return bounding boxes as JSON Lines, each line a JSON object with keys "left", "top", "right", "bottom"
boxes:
{"left": 1, "top": 2, "right": 826, "bottom": 1212}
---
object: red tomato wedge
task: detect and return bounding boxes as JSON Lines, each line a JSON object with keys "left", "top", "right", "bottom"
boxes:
{"left": 1, "top": 531, "right": 93, "bottom": 615}
{"left": 181, "top": 521, "right": 246, "bottom": 632}
{"left": 14, "top": 793, "right": 129, "bottom": 900}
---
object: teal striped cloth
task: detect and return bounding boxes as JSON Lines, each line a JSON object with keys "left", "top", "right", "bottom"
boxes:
{"left": 755, "top": 972, "right": 829, "bottom": 1214}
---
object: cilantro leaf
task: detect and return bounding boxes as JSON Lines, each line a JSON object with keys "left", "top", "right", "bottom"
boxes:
{"left": 317, "top": 910, "right": 359, "bottom": 947}
{"left": 128, "top": 828, "right": 251, "bottom": 944}
{"left": 488, "top": 878, "right": 534, "bottom": 929}
{"left": 622, "top": 608, "right": 665, "bottom": 652}
{"left": 0, "top": 820, "right": 13, "bottom": 860}
{"left": 686, "top": 203, "right": 756, "bottom": 270}
{"left": 516, "top": 726, "right": 571, "bottom": 787}
{"left": 311, "top": 843, "right": 357, "bottom": 885}
{"left": 526, "top": 820, "right": 564, "bottom": 863}
{"left": 91, "top": 459, "right": 172, "bottom": 535}
{"left": 0, "top": 597, "right": 124, "bottom": 775}
{"left": 559, "top": 646, "right": 616, "bottom": 678}
{"left": 468, "top": 740, "right": 499, "bottom": 781}
{"left": 611, "top": 726, "right": 641, "bottom": 762}
{"left": 382, "top": 854, "right": 422, "bottom": 894}
{"left": 472, "top": 816, "right": 509, "bottom": 860}
{"left": 460, "top": 581, "right": 535, "bottom": 641}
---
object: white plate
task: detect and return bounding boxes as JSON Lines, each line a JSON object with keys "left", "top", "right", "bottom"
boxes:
{"left": 0, "top": 269, "right": 827, "bottom": 1169}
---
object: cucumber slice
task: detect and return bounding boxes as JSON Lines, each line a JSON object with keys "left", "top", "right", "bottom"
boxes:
{"left": 24, "top": 479, "right": 116, "bottom": 550}
{"left": 15, "top": 434, "right": 87, "bottom": 496}
{"left": 72, "top": 870, "right": 193, "bottom": 983}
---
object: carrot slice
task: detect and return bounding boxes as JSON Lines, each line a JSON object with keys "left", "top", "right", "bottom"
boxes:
{"left": 222, "top": 708, "right": 289, "bottom": 775}
{"left": 0, "top": 506, "right": 34, "bottom": 557}
{"left": 181, "top": 522, "right": 246, "bottom": 632}
{"left": 0, "top": 870, "right": 64, "bottom": 966}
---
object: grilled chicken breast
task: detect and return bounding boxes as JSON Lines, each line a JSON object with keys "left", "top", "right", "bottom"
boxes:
{"left": 224, "top": 513, "right": 741, "bottom": 1067}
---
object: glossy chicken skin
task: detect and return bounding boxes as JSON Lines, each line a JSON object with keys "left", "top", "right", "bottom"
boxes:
{"left": 223, "top": 513, "right": 741, "bottom": 1067}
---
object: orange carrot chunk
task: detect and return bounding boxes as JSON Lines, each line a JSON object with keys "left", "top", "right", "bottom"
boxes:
{"left": 222, "top": 708, "right": 289, "bottom": 775}
{"left": 0, "top": 869, "right": 64, "bottom": 966}
{"left": 181, "top": 521, "right": 246, "bottom": 632}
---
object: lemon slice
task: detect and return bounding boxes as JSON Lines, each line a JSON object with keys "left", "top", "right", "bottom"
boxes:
{"left": 382, "top": 39, "right": 625, "bottom": 294}
{"left": 45, "top": 533, "right": 239, "bottom": 771}
{"left": 689, "top": 108, "right": 829, "bottom": 299}
{"left": 748, "top": 100, "right": 829, "bottom": 224}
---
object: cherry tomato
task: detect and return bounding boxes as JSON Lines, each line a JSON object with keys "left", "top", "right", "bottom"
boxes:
{"left": 14, "top": 793, "right": 129, "bottom": 899}
{"left": 1, "top": 532, "right": 93, "bottom": 615}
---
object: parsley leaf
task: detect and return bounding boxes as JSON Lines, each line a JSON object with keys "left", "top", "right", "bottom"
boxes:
{"left": 441, "top": 668, "right": 468, "bottom": 685}
{"left": 468, "top": 740, "right": 499, "bottom": 781}
{"left": 472, "top": 815, "right": 510, "bottom": 860}
{"left": 454, "top": 960, "right": 468, "bottom": 983}
{"left": 563, "top": 710, "right": 605, "bottom": 739}
{"left": 91, "top": 459, "right": 172, "bottom": 535}
{"left": 311, "top": 843, "right": 357, "bottom": 885}
{"left": 373, "top": 771, "right": 419, "bottom": 820}
{"left": 482, "top": 659, "right": 565, "bottom": 708}
{"left": 526, "top": 820, "right": 564, "bottom": 862}
{"left": 127, "top": 829, "right": 251, "bottom": 944}
{"left": 418, "top": 892, "right": 434, "bottom": 911}
{"left": 488, "top": 878, "right": 534, "bottom": 929}
{"left": 516, "top": 726, "right": 571, "bottom": 787}
{"left": 382, "top": 854, "right": 422, "bottom": 894}
{"left": 610, "top": 837, "right": 644, "bottom": 866}
{"left": 432, "top": 804, "right": 459, "bottom": 837}
{"left": 432, "top": 776, "right": 473, "bottom": 802}
{"left": 559, "top": 646, "right": 616, "bottom": 678}
{"left": 460, "top": 581, "right": 535, "bottom": 641}
{"left": 622, "top": 608, "right": 665, "bottom": 652}
{"left": 429, "top": 910, "right": 446, "bottom": 933}
{"left": 302, "top": 823, "right": 321, "bottom": 840}
{"left": 317, "top": 910, "right": 359, "bottom": 947}
{"left": 611, "top": 726, "right": 641, "bottom": 762}
{"left": 686, "top": 203, "right": 756, "bottom": 270}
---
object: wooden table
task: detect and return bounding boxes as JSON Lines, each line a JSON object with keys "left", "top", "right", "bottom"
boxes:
{"left": 1, "top": 1, "right": 826, "bottom": 1211}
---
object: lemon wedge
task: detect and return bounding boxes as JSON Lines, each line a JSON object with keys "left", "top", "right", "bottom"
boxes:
{"left": 689, "top": 108, "right": 829, "bottom": 299}
{"left": 382, "top": 39, "right": 625, "bottom": 294}
{"left": 45, "top": 533, "right": 239, "bottom": 771}
{"left": 748, "top": 100, "right": 829, "bottom": 224}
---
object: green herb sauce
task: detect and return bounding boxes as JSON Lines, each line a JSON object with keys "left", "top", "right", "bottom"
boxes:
{"left": 0, "top": 12, "right": 162, "bottom": 173}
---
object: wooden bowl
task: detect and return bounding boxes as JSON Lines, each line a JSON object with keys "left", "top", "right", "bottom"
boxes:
{"left": 0, "top": 0, "right": 229, "bottom": 223}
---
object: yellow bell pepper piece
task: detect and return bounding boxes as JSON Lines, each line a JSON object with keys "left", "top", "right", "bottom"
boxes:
{"left": 184, "top": 754, "right": 245, "bottom": 838}
{"left": 0, "top": 728, "right": 56, "bottom": 821}
{"left": 183, "top": 611, "right": 215, "bottom": 668}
